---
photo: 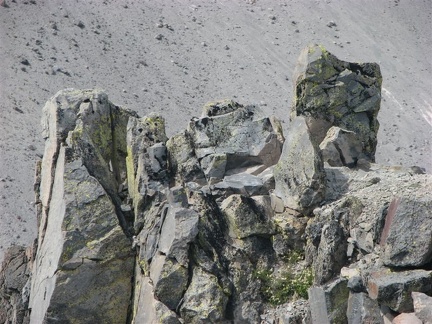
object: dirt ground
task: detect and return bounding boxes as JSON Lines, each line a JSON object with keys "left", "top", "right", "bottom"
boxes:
{"left": 0, "top": 0, "right": 431, "bottom": 263}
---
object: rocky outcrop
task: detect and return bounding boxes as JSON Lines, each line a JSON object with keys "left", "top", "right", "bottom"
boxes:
{"left": 292, "top": 44, "right": 382, "bottom": 163}
{"left": 2, "top": 46, "right": 432, "bottom": 323}
{"left": 274, "top": 116, "right": 326, "bottom": 214}
{"left": 0, "top": 246, "right": 32, "bottom": 324}
{"left": 29, "top": 89, "right": 136, "bottom": 323}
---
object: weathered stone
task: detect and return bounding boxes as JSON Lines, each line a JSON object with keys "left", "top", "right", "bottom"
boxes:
{"left": 292, "top": 44, "right": 382, "bottom": 161}
{"left": 392, "top": 313, "right": 422, "bottom": 324}
{"left": 189, "top": 101, "right": 283, "bottom": 182}
{"left": 274, "top": 116, "right": 325, "bottom": 214}
{"left": 272, "top": 212, "right": 308, "bottom": 256}
{"left": 29, "top": 90, "right": 135, "bottom": 323}
{"left": 312, "top": 220, "right": 347, "bottom": 285}
{"left": 221, "top": 194, "right": 275, "bottom": 239}
{"left": 131, "top": 276, "right": 180, "bottom": 324}
{"left": 381, "top": 196, "right": 432, "bottom": 267}
{"left": 213, "top": 172, "right": 265, "bottom": 196}
{"left": 0, "top": 246, "right": 32, "bottom": 324}
{"left": 367, "top": 269, "right": 432, "bottom": 312}
{"left": 180, "top": 267, "right": 228, "bottom": 323}
{"left": 319, "top": 126, "right": 363, "bottom": 167}
{"left": 325, "top": 278, "right": 349, "bottom": 324}
{"left": 151, "top": 256, "right": 188, "bottom": 310}
{"left": 158, "top": 207, "right": 199, "bottom": 265}
{"left": 412, "top": 292, "right": 432, "bottom": 324}
{"left": 346, "top": 292, "right": 382, "bottom": 324}
{"left": 308, "top": 287, "right": 330, "bottom": 324}
{"left": 126, "top": 114, "right": 169, "bottom": 232}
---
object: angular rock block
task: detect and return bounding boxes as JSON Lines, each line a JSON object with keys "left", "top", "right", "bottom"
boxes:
{"left": 188, "top": 101, "right": 283, "bottom": 183}
{"left": 319, "top": 126, "right": 363, "bottom": 167}
{"left": 412, "top": 292, "right": 432, "bottom": 324}
{"left": 180, "top": 267, "right": 228, "bottom": 323}
{"left": 221, "top": 194, "right": 275, "bottom": 239}
{"left": 367, "top": 269, "right": 432, "bottom": 313}
{"left": 392, "top": 313, "right": 422, "bottom": 324}
{"left": 274, "top": 116, "right": 326, "bottom": 213}
{"left": 346, "top": 292, "right": 382, "bottom": 324}
{"left": 292, "top": 44, "right": 382, "bottom": 161}
{"left": 312, "top": 220, "right": 348, "bottom": 284}
{"left": 308, "top": 279, "right": 349, "bottom": 324}
{"left": 0, "top": 246, "right": 32, "bottom": 324}
{"left": 29, "top": 89, "right": 135, "bottom": 323}
{"left": 381, "top": 196, "right": 432, "bottom": 267}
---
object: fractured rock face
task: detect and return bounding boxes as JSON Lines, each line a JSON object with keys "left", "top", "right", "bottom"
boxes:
{"left": 188, "top": 101, "right": 283, "bottom": 185}
{"left": 29, "top": 89, "right": 135, "bottom": 323}
{"left": 274, "top": 116, "right": 325, "bottom": 214}
{"left": 0, "top": 246, "right": 32, "bottom": 324}
{"left": 381, "top": 196, "right": 432, "bottom": 267}
{"left": 293, "top": 44, "right": 382, "bottom": 162}
{"left": 367, "top": 269, "right": 432, "bottom": 313}
{"left": 319, "top": 126, "right": 364, "bottom": 167}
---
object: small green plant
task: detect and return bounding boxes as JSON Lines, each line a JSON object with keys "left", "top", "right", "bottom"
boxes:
{"left": 253, "top": 252, "right": 314, "bottom": 305}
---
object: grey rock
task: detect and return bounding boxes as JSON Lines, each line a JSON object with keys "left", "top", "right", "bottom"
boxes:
{"left": 0, "top": 246, "right": 31, "bottom": 324}
{"left": 346, "top": 292, "right": 382, "bottom": 324}
{"left": 412, "top": 292, "right": 432, "bottom": 324}
{"left": 131, "top": 276, "right": 180, "bottom": 324}
{"left": 292, "top": 44, "right": 382, "bottom": 161}
{"left": 381, "top": 196, "right": 432, "bottom": 267}
{"left": 159, "top": 207, "right": 199, "bottom": 266}
{"left": 325, "top": 278, "right": 349, "bottom": 324}
{"left": 392, "top": 313, "right": 422, "bottom": 324}
{"left": 180, "top": 267, "right": 228, "bottom": 323}
{"left": 221, "top": 194, "right": 275, "bottom": 239}
{"left": 312, "top": 220, "right": 347, "bottom": 285}
{"left": 308, "top": 287, "right": 330, "bottom": 324}
{"left": 274, "top": 116, "right": 325, "bottom": 214}
{"left": 29, "top": 89, "right": 136, "bottom": 323}
{"left": 319, "top": 126, "right": 363, "bottom": 167}
{"left": 151, "top": 256, "right": 188, "bottom": 310}
{"left": 367, "top": 269, "right": 432, "bottom": 312}
{"left": 213, "top": 172, "right": 265, "bottom": 196}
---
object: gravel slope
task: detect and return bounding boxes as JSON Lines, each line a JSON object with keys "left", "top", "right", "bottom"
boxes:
{"left": 0, "top": 0, "right": 431, "bottom": 263}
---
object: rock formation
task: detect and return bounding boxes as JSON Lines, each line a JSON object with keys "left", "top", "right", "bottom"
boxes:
{"left": 1, "top": 45, "right": 431, "bottom": 323}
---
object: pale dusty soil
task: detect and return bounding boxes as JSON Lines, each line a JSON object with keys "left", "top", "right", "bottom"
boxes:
{"left": 0, "top": 0, "right": 431, "bottom": 263}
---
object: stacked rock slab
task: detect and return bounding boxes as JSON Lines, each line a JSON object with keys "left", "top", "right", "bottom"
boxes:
{"left": 129, "top": 100, "right": 287, "bottom": 323}
{"left": 28, "top": 89, "right": 136, "bottom": 323}
{"left": 292, "top": 44, "right": 382, "bottom": 164}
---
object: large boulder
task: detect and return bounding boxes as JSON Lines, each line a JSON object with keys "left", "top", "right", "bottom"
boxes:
{"left": 292, "top": 44, "right": 382, "bottom": 162}
{"left": 29, "top": 89, "right": 135, "bottom": 323}
{"left": 274, "top": 116, "right": 325, "bottom": 214}
{"left": 367, "top": 269, "right": 432, "bottom": 313}
{"left": 188, "top": 100, "right": 283, "bottom": 185}
{"left": 319, "top": 126, "right": 364, "bottom": 167}
{"left": 381, "top": 196, "right": 432, "bottom": 267}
